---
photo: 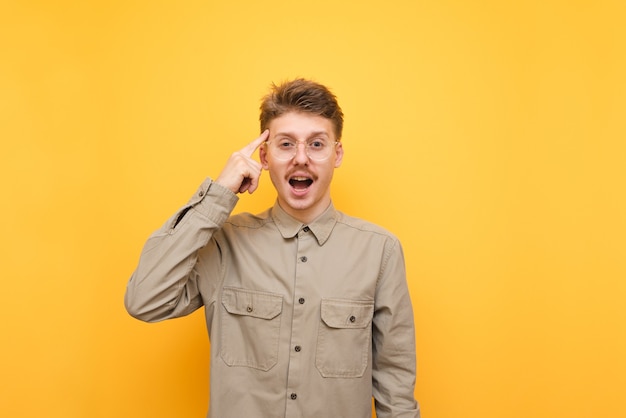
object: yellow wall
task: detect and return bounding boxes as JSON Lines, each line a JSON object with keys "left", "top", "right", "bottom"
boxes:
{"left": 1, "top": 1, "right": 624, "bottom": 417}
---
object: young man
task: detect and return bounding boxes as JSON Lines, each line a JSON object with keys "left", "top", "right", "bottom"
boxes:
{"left": 125, "top": 79, "right": 421, "bottom": 418}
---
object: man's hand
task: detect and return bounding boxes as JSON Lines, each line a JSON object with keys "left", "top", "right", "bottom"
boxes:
{"left": 215, "top": 130, "right": 269, "bottom": 194}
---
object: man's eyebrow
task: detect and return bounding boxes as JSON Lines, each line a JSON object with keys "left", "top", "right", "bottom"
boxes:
{"left": 274, "top": 130, "right": 330, "bottom": 138}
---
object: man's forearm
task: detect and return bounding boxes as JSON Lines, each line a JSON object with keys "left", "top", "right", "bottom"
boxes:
{"left": 124, "top": 178, "right": 237, "bottom": 322}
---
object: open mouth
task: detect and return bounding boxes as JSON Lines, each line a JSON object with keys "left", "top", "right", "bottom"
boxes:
{"left": 289, "top": 176, "right": 313, "bottom": 190}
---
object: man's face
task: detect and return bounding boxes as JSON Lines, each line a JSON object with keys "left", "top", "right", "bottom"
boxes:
{"left": 260, "top": 111, "right": 343, "bottom": 223}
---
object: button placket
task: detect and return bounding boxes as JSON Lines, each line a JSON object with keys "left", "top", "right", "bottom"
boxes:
{"left": 286, "top": 228, "right": 313, "bottom": 414}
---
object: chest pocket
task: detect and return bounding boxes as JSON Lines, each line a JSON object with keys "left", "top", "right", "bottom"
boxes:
{"left": 315, "top": 299, "right": 374, "bottom": 378}
{"left": 220, "top": 287, "right": 283, "bottom": 371}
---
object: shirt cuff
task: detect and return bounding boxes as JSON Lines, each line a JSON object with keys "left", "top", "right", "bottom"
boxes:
{"left": 188, "top": 178, "right": 239, "bottom": 224}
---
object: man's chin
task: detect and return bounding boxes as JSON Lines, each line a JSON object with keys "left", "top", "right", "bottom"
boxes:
{"left": 278, "top": 194, "right": 314, "bottom": 213}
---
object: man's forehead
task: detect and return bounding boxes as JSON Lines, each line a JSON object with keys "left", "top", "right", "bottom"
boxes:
{"left": 268, "top": 112, "right": 335, "bottom": 138}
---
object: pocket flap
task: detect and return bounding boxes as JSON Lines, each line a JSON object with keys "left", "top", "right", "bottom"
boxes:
{"left": 320, "top": 299, "right": 374, "bottom": 329}
{"left": 222, "top": 287, "right": 283, "bottom": 320}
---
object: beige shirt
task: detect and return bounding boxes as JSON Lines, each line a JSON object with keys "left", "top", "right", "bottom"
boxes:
{"left": 125, "top": 178, "right": 420, "bottom": 418}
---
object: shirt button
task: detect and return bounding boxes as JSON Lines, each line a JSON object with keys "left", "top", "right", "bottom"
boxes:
{"left": 247, "top": 306, "right": 253, "bottom": 313}
{"left": 349, "top": 315, "right": 356, "bottom": 323}
{"left": 303, "top": 226, "right": 310, "bottom": 232}
{"left": 198, "top": 190, "right": 205, "bottom": 197}
{"left": 294, "top": 345, "right": 301, "bottom": 352}
{"left": 290, "top": 393, "right": 297, "bottom": 400}
{"left": 300, "top": 256, "right": 308, "bottom": 262}
{"left": 298, "top": 298, "right": 305, "bottom": 304}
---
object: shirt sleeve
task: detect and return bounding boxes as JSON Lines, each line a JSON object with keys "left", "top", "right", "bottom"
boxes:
{"left": 372, "top": 238, "right": 421, "bottom": 418}
{"left": 124, "top": 178, "right": 238, "bottom": 323}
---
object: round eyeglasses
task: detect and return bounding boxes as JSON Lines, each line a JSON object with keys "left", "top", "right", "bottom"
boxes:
{"left": 265, "top": 138, "right": 339, "bottom": 161}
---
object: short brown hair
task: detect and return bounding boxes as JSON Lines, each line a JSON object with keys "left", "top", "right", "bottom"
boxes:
{"left": 259, "top": 78, "right": 344, "bottom": 140}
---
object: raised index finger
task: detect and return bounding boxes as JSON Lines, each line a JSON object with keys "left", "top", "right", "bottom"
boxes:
{"left": 240, "top": 129, "right": 269, "bottom": 158}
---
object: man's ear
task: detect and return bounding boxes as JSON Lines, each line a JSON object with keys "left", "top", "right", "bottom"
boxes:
{"left": 259, "top": 143, "right": 269, "bottom": 170}
{"left": 334, "top": 141, "right": 344, "bottom": 168}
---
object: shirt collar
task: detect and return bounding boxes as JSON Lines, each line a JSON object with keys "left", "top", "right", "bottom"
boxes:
{"left": 271, "top": 201, "right": 338, "bottom": 246}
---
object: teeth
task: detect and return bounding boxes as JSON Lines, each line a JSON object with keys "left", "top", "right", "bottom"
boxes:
{"left": 291, "top": 176, "right": 309, "bottom": 181}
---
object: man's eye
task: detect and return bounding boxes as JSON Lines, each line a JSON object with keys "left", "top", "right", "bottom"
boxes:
{"left": 309, "top": 140, "right": 325, "bottom": 149}
{"left": 278, "top": 141, "right": 295, "bottom": 148}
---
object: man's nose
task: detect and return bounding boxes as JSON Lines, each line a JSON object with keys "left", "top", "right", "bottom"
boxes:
{"left": 293, "top": 142, "right": 309, "bottom": 163}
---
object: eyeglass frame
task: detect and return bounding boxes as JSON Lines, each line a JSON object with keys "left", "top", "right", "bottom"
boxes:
{"left": 263, "top": 138, "right": 340, "bottom": 161}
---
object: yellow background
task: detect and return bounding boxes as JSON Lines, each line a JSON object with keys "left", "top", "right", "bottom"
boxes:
{"left": 1, "top": 0, "right": 624, "bottom": 417}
